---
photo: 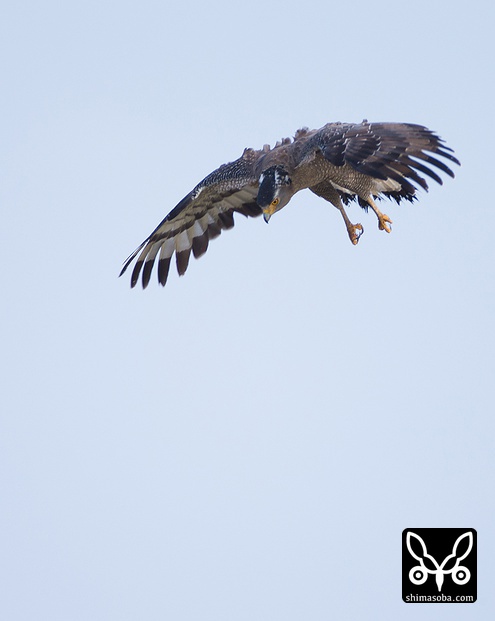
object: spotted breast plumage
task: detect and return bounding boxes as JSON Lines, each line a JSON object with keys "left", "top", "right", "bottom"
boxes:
{"left": 120, "top": 120, "right": 459, "bottom": 288}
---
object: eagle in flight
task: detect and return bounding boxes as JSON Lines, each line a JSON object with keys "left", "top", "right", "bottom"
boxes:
{"left": 120, "top": 120, "right": 459, "bottom": 288}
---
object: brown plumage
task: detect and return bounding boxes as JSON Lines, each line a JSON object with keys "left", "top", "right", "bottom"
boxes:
{"left": 120, "top": 120, "right": 459, "bottom": 288}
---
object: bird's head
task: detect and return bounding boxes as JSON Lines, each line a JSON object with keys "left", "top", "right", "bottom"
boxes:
{"left": 257, "top": 166, "right": 293, "bottom": 222}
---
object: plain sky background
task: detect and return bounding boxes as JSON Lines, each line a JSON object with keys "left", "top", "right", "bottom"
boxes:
{"left": 1, "top": 1, "right": 494, "bottom": 619}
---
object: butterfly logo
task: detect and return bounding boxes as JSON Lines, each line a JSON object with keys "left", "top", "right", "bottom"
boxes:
{"left": 406, "top": 531, "right": 473, "bottom": 592}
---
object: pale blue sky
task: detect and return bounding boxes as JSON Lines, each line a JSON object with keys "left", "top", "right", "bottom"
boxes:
{"left": 1, "top": 1, "right": 494, "bottom": 620}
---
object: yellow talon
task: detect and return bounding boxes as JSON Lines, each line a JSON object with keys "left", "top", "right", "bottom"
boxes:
{"left": 348, "top": 223, "right": 364, "bottom": 245}
{"left": 378, "top": 213, "right": 393, "bottom": 233}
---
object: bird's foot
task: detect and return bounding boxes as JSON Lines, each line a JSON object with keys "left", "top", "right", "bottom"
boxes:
{"left": 347, "top": 223, "right": 364, "bottom": 245}
{"left": 378, "top": 213, "right": 393, "bottom": 233}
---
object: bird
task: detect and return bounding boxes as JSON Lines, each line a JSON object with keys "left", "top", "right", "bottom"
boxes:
{"left": 120, "top": 120, "right": 459, "bottom": 288}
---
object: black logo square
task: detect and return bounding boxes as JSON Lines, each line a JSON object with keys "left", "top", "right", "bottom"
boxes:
{"left": 402, "top": 528, "right": 477, "bottom": 603}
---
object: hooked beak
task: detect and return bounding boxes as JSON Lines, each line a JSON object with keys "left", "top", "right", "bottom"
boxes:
{"left": 262, "top": 204, "right": 276, "bottom": 223}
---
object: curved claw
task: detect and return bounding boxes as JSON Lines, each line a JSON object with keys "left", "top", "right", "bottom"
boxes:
{"left": 378, "top": 213, "right": 393, "bottom": 233}
{"left": 365, "top": 197, "right": 393, "bottom": 234}
{"left": 348, "top": 223, "right": 364, "bottom": 245}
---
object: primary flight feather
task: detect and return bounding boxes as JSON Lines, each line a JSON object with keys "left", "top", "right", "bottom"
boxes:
{"left": 120, "top": 120, "right": 459, "bottom": 288}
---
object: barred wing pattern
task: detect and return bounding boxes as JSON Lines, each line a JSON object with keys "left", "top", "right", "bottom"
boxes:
{"left": 120, "top": 151, "right": 261, "bottom": 288}
{"left": 307, "top": 122, "right": 460, "bottom": 199}
{"left": 121, "top": 121, "right": 459, "bottom": 289}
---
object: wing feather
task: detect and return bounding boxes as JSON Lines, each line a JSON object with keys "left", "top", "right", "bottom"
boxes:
{"left": 176, "top": 248, "right": 191, "bottom": 277}
{"left": 120, "top": 149, "right": 262, "bottom": 288}
{"left": 142, "top": 243, "right": 162, "bottom": 289}
{"left": 304, "top": 121, "right": 459, "bottom": 199}
{"left": 191, "top": 231, "right": 209, "bottom": 259}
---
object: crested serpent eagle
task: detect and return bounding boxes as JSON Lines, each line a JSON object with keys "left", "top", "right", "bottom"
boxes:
{"left": 120, "top": 120, "right": 459, "bottom": 288}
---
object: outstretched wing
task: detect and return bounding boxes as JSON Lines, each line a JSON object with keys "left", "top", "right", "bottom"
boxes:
{"left": 303, "top": 121, "right": 460, "bottom": 198}
{"left": 120, "top": 149, "right": 262, "bottom": 288}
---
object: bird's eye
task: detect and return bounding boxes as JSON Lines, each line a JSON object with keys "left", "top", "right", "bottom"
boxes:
{"left": 271, "top": 198, "right": 280, "bottom": 207}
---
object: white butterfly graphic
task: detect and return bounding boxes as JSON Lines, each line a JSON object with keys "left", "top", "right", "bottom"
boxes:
{"left": 406, "top": 531, "right": 473, "bottom": 592}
